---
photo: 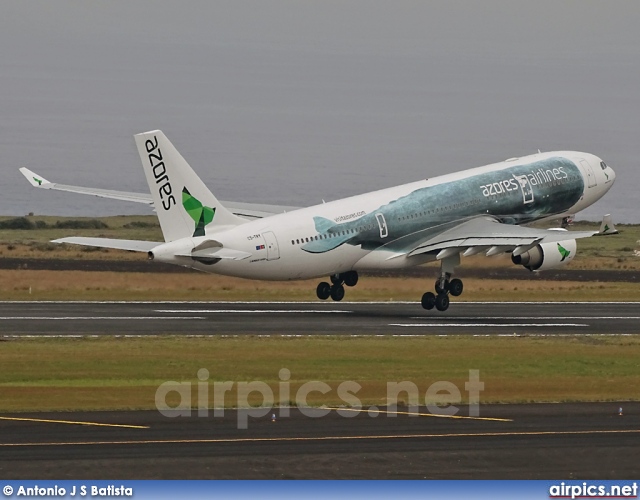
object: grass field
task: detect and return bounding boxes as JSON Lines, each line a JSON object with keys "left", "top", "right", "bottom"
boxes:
{"left": 2, "top": 269, "right": 640, "bottom": 301}
{"left": 1, "top": 215, "right": 639, "bottom": 270}
{"left": 1, "top": 336, "right": 639, "bottom": 412}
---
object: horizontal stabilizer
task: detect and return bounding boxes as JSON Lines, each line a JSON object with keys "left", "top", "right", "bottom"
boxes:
{"left": 52, "top": 237, "right": 161, "bottom": 253}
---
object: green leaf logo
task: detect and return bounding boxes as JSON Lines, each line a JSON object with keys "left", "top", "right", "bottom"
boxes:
{"left": 557, "top": 243, "right": 571, "bottom": 261}
{"left": 33, "top": 177, "right": 43, "bottom": 186}
{"left": 182, "top": 187, "right": 215, "bottom": 237}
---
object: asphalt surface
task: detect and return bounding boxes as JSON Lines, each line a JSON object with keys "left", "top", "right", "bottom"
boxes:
{"left": 1, "top": 403, "right": 638, "bottom": 479}
{"left": 0, "top": 301, "right": 638, "bottom": 336}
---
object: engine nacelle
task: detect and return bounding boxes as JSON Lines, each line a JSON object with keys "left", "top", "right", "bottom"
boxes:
{"left": 511, "top": 239, "right": 577, "bottom": 271}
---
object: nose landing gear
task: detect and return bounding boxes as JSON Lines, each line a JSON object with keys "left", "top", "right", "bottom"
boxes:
{"left": 316, "top": 271, "right": 358, "bottom": 301}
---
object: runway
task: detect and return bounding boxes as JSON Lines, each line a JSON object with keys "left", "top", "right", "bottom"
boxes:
{"left": 0, "top": 301, "right": 639, "bottom": 336}
{"left": 1, "top": 403, "right": 638, "bottom": 479}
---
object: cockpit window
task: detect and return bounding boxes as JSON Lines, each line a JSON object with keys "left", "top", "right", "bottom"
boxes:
{"left": 600, "top": 161, "right": 608, "bottom": 170}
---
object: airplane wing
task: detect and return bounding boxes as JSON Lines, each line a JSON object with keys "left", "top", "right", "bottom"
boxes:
{"left": 19, "top": 167, "right": 299, "bottom": 219}
{"left": 397, "top": 216, "right": 597, "bottom": 260}
{"left": 20, "top": 167, "right": 153, "bottom": 204}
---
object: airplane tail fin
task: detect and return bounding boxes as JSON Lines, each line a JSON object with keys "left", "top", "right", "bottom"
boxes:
{"left": 134, "top": 130, "right": 245, "bottom": 242}
{"left": 598, "top": 214, "right": 618, "bottom": 235}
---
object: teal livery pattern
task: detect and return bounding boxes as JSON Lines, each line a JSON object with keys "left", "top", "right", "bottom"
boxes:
{"left": 302, "top": 157, "right": 584, "bottom": 254}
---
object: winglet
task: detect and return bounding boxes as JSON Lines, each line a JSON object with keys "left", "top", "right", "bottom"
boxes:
{"left": 19, "top": 167, "right": 51, "bottom": 188}
{"left": 599, "top": 214, "right": 618, "bottom": 235}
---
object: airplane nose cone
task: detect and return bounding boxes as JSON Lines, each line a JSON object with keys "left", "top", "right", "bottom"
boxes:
{"left": 600, "top": 159, "right": 615, "bottom": 185}
{"left": 610, "top": 166, "right": 616, "bottom": 183}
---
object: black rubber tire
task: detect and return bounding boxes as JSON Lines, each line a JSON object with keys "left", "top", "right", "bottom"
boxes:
{"left": 421, "top": 291, "right": 436, "bottom": 310}
{"left": 435, "top": 293, "right": 450, "bottom": 312}
{"left": 343, "top": 271, "right": 359, "bottom": 287}
{"left": 330, "top": 274, "right": 343, "bottom": 285}
{"left": 449, "top": 278, "right": 463, "bottom": 297}
{"left": 435, "top": 279, "right": 449, "bottom": 294}
{"left": 316, "top": 282, "right": 331, "bottom": 300}
{"left": 330, "top": 284, "right": 345, "bottom": 302}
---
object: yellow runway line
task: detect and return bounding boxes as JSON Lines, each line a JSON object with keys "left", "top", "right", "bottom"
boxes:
{"left": 0, "top": 416, "right": 149, "bottom": 429}
{"left": 325, "top": 407, "right": 512, "bottom": 422}
{"left": 1, "top": 428, "right": 639, "bottom": 447}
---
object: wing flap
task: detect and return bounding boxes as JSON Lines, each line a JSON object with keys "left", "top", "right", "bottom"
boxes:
{"left": 406, "top": 217, "right": 597, "bottom": 258}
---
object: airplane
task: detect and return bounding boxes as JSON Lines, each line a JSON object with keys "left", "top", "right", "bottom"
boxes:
{"left": 20, "top": 130, "right": 616, "bottom": 311}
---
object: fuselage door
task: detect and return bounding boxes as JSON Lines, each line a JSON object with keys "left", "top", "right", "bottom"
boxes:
{"left": 263, "top": 231, "right": 280, "bottom": 261}
{"left": 579, "top": 159, "right": 597, "bottom": 188}
{"left": 513, "top": 174, "right": 534, "bottom": 204}
{"left": 375, "top": 213, "right": 389, "bottom": 239}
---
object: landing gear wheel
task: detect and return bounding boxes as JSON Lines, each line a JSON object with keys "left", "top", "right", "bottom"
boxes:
{"left": 330, "top": 274, "right": 343, "bottom": 285}
{"left": 316, "top": 282, "right": 331, "bottom": 300}
{"left": 449, "top": 278, "right": 463, "bottom": 297}
{"left": 343, "top": 271, "right": 359, "bottom": 287}
{"left": 435, "top": 279, "right": 449, "bottom": 295}
{"left": 330, "top": 284, "right": 345, "bottom": 302}
{"left": 421, "top": 291, "right": 436, "bottom": 310}
{"left": 435, "top": 293, "right": 450, "bottom": 312}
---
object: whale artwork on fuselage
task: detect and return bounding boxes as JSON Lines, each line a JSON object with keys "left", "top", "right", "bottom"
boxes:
{"left": 21, "top": 130, "right": 616, "bottom": 311}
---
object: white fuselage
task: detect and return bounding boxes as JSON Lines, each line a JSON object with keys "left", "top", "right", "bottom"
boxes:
{"left": 151, "top": 151, "right": 615, "bottom": 281}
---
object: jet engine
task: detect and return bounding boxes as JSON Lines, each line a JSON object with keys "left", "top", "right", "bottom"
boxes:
{"left": 511, "top": 239, "right": 577, "bottom": 271}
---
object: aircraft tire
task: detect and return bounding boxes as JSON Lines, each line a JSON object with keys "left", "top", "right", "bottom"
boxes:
{"left": 421, "top": 291, "right": 436, "bottom": 310}
{"left": 435, "top": 279, "right": 449, "bottom": 294}
{"left": 343, "top": 271, "right": 359, "bottom": 287}
{"left": 316, "top": 282, "right": 332, "bottom": 300}
{"left": 330, "top": 284, "right": 345, "bottom": 302}
{"left": 449, "top": 278, "right": 463, "bottom": 297}
{"left": 435, "top": 293, "right": 450, "bottom": 312}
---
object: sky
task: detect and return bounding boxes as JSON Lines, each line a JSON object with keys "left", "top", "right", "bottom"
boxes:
{"left": 1, "top": 1, "right": 638, "bottom": 221}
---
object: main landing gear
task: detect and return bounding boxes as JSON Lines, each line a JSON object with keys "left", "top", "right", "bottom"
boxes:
{"left": 421, "top": 276, "right": 463, "bottom": 312}
{"left": 316, "top": 271, "right": 358, "bottom": 302}
{"left": 421, "top": 254, "right": 463, "bottom": 312}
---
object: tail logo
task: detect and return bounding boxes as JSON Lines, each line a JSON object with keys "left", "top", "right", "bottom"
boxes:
{"left": 182, "top": 187, "right": 215, "bottom": 237}
{"left": 557, "top": 243, "right": 570, "bottom": 261}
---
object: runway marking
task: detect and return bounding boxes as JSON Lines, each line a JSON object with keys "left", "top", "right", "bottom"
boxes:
{"left": 390, "top": 323, "right": 589, "bottom": 328}
{"left": 0, "top": 416, "right": 149, "bottom": 429}
{"left": 324, "top": 407, "right": 512, "bottom": 422}
{"left": 0, "top": 316, "right": 204, "bottom": 320}
{"left": 411, "top": 316, "right": 640, "bottom": 320}
{"left": 2, "top": 429, "right": 639, "bottom": 447}
{"left": 155, "top": 310, "right": 353, "bottom": 314}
